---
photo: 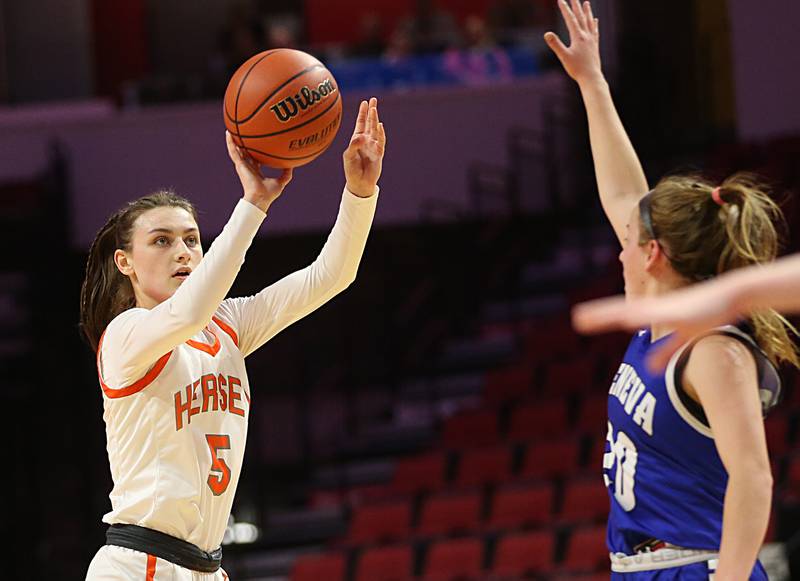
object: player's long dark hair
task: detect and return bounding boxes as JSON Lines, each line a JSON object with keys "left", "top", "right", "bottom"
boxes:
{"left": 641, "top": 172, "right": 799, "bottom": 368}
{"left": 80, "top": 191, "right": 198, "bottom": 352}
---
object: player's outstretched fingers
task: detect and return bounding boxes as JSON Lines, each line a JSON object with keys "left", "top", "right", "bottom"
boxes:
{"left": 582, "top": 1, "right": 594, "bottom": 30}
{"left": 378, "top": 122, "right": 386, "bottom": 149}
{"left": 351, "top": 100, "right": 368, "bottom": 140}
{"left": 571, "top": 0, "right": 588, "bottom": 30}
{"left": 368, "top": 102, "right": 379, "bottom": 134}
{"left": 557, "top": 0, "right": 580, "bottom": 39}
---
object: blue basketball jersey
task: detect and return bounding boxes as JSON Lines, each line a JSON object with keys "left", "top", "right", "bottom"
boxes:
{"left": 603, "top": 326, "right": 779, "bottom": 561}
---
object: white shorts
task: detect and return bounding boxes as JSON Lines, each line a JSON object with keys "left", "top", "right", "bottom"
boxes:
{"left": 86, "top": 545, "right": 230, "bottom": 581}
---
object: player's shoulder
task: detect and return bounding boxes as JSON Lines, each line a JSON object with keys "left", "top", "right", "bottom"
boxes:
{"left": 103, "top": 307, "right": 150, "bottom": 340}
{"left": 690, "top": 325, "right": 756, "bottom": 363}
{"left": 684, "top": 326, "right": 759, "bottom": 389}
{"left": 690, "top": 333, "right": 752, "bottom": 367}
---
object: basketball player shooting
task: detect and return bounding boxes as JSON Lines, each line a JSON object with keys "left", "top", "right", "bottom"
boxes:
{"left": 546, "top": 1, "right": 797, "bottom": 578}
{"left": 81, "top": 98, "right": 385, "bottom": 581}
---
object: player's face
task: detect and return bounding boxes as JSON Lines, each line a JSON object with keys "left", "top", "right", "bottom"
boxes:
{"left": 125, "top": 206, "right": 203, "bottom": 308}
{"left": 619, "top": 207, "right": 649, "bottom": 298}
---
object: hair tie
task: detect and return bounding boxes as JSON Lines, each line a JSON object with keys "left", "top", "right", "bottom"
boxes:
{"left": 711, "top": 187, "right": 725, "bottom": 206}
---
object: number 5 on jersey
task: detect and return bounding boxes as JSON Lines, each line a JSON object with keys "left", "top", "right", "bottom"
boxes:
{"left": 206, "top": 434, "right": 232, "bottom": 495}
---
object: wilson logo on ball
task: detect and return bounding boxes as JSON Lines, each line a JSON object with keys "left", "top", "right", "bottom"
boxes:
{"left": 270, "top": 78, "right": 337, "bottom": 123}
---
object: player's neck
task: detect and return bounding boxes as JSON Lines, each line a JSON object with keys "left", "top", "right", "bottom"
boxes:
{"left": 647, "top": 275, "right": 689, "bottom": 344}
{"left": 650, "top": 324, "right": 675, "bottom": 343}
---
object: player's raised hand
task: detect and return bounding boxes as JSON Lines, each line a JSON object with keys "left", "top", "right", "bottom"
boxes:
{"left": 571, "top": 282, "right": 742, "bottom": 370}
{"left": 545, "top": 0, "right": 602, "bottom": 86}
{"left": 226, "top": 130, "right": 293, "bottom": 212}
{"left": 344, "top": 97, "right": 386, "bottom": 198}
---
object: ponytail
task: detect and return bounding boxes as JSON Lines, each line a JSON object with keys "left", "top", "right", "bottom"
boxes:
{"left": 717, "top": 173, "right": 799, "bottom": 368}
{"left": 645, "top": 172, "right": 799, "bottom": 368}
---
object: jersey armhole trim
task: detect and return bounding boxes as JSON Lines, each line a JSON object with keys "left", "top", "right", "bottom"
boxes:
{"left": 212, "top": 315, "right": 239, "bottom": 347}
{"left": 97, "top": 332, "right": 173, "bottom": 399}
{"left": 664, "top": 341, "right": 714, "bottom": 439}
{"left": 186, "top": 326, "right": 221, "bottom": 356}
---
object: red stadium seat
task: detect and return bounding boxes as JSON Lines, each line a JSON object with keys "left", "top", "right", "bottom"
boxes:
{"left": 309, "top": 489, "right": 344, "bottom": 509}
{"left": 550, "top": 574, "right": 610, "bottom": 581}
{"left": 484, "top": 364, "right": 536, "bottom": 405}
{"left": 392, "top": 452, "right": 447, "bottom": 494}
{"left": 422, "top": 537, "right": 484, "bottom": 581}
{"left": 520, "top": 438, "right": 581, "bottom": 479}
{"left": 487, "top": 482, "right": 553, "bottom": 530}
{"left": 347, "top": 500, "right": 412, "bottom": 544}
{"left": 455, "top": 445, "right": 513, "bottom": 488}
{"left": 355, "top": 544, "right": 414, "bottom": 581}
{"left": 345, "top": 483, "right": 399, "bottom": 505}
{"left": 764, "top": 511, "right": 778, "bottom": 544}
{"left": 561, "top": 525, "right": 609, "bottom": 572}
{"left": 508, "top": 399, "right": 569, "bottom": 441}
{"left": 788, "top": 454, "right": 800, "bottom": 489}
{"left": 787, "top": 375, "right": 800, "bottom": 409}
{"left": 576, "top": 394, "right": 609, "bottom": 435}
{"left": 585, "top": 331, "right": 631, "bottom": 380}
{"left": 765, "top": 413, "right": 791, "bottom": 458}
{"left": 290, "top": 552, "right": 346, "bottom": 581}
{"left": 524, "top": 317, "right": 581, "bottom": 360}
{"left": 543, "top": 355, "right": 597, "bottom": 396}
{"left": 418, "top": 490, "right": 482, "bottom": 536}
{"left": 443, "top": 409, "right": 500, "bottom": 449}
{"left": 558, "top": 478, "right": 610, "bottom": 523}
{"left": 490, "top": 530, "right": 555, "bottom": 577}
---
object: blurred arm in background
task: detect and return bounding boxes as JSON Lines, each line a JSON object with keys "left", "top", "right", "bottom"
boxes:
{"left": 572, "top": 252, "right": 800, "bottom": 369}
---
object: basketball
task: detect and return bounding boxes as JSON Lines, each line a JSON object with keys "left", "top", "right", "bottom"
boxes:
{"left": 223, "top": 49, "right": 343, "bottom": 169}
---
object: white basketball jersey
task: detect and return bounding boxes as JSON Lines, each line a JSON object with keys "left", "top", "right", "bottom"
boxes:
{"left": 92, "top": 188, "right": 378, "bottom": 559}
{"left": 98, "top": 311, "right": 248, "bottom": 552}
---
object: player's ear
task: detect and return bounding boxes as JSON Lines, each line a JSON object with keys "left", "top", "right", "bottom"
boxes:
{"left": 644, "top": 240, "right": 664, "bottom": 272}
{"left": 114, "top": 249, "right": 134, "bottom": 277}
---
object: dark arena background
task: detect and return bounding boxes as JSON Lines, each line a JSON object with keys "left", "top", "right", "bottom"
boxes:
{"left": 2, "top": 0, "right": 799, "bottom": 579}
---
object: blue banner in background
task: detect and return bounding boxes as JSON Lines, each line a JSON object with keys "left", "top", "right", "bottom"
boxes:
{"left": 328, "top": 46, "right": 539, "bottom": 92}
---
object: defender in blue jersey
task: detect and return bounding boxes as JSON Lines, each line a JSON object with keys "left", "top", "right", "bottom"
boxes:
{"left": 545, "top": 1, "right": 800, "bottom": 578}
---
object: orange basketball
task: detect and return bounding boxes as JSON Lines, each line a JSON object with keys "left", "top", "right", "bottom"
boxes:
{"left": 223, "top": 49, "right": 343, "bottom": 168}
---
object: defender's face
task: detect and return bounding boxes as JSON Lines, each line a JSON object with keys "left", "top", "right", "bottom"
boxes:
{"left": 119, "top": 206, "right": 203, "bottom": 309}
{"left": 619, "top": 207, "right": 649, "bottom": 299}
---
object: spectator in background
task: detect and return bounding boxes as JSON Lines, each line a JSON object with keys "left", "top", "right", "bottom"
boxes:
{"left": 263, "top": 17, "right": 301, "bottom": 49}
{"left": 383, "top": 26, "right": 414, "bottom": 62}
{"left": 215, "top": 3, "right": 265, "bottom": 77}
{"left": 382, "top": 26, "right": 418, "bottom": 88}
{"left": 207, "top": 3, "right": 264, "bottom": 96}
{"left": 490, "top": 0, "right": 557, "bottom": 46}
{"left": 442, "top": 15, "right": 512, "bottom": 85}
{"left": 352, "top": 12, "right": 387, "bottom": 58}
{"left": 397, "top": 0, "right": 462, "bottom": 55}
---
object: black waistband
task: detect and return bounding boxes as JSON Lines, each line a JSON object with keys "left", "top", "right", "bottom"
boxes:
{"left": 106, "top": 524, "right": 222, "bottom": 573}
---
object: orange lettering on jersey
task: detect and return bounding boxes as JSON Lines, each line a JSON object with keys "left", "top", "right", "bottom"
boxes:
{"left": 188, "top": 379, "right": 202, "bottom": 421}
{"left": 173, "top": 374, "right": 244, "bottom": 431}
{"left": 201, "top": 374, "right": 219, "bottom": 412}
{"left": 229, "top": 376, "right": 245, "bottom": 417}
{"left": 218, "top": 374, "right": 228, "bottom": 411}
{"left": 174, "top": 384, "right": 192, "bottom": 430}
